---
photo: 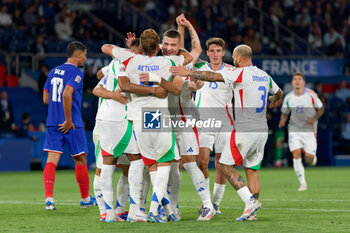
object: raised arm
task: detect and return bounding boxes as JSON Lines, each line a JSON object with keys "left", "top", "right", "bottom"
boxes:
{"left": 180, "top": 16, "right": 202, "bottom": 64}
{"left": 170, "top": 66, "right": 224, "bottom": 82}
{"left": 176, "top": 14, "right": 185, "bottom": 48}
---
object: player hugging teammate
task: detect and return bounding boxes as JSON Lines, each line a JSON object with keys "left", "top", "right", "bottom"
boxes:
{"left": 43, "top": 13, "right": 323, "bottom": 224}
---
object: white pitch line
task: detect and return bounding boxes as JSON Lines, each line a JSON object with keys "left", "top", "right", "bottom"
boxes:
{"left": 1, "top": 200, "right": 350, "bottom": 213}
{"left": 181, "top": 198, "right": 350, "bottom": 202}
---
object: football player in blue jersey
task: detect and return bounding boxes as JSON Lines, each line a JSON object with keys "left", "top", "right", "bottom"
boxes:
{"left": 42, "top": 41, "right": 96, "bottom": 210}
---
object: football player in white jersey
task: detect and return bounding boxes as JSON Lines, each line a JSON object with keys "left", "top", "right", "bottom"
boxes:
{"left": 162, "top": 15, "right": 216, "bottom": 220}
{"left": 190, "top": 37, "right": 234, "bottom": 215}
{"left": 170, "top": 44, "right": 283, "bottom": 221}
{"left": 118, "top": 29, "right": 186, "bottom": 223}
{"left": 279, "top": 72, "right": 324, "bottom": 191}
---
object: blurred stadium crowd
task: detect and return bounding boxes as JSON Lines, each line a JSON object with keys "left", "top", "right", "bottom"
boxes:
{"left": 1, "top": 0, "right": 350, "bottom": 166}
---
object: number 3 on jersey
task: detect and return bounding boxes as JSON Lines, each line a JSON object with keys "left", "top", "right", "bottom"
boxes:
{"left": 51, "top": 77, "right": 63, "bottom": 102}
{"left": 256, "top": 86, "right": 266, "bottom": 113}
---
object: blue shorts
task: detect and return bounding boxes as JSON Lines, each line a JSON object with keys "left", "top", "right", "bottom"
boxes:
{"left": 44, "top": 127, "right": 88, "bottom": 156}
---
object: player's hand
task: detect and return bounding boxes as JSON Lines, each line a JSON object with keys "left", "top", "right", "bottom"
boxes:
{"left": 188, "top": 81, "right": 197, "bottom": 92}
{"left": 268, "top": 96, "right": 281, "bottom": 108}
{"left": 170, "top": 65, "right": 190, "bottom": 77}
{"left": 110, "top": 89, "right": 128, "bottom": 104}
{"left": 139, "top": 72, "right": 150, "bottom": 82}
{"left": 307, "top": 117, "right": 316, "bottom": 125}
{"left": 59, "top": 121, "right": 75, "bottom": 134}
{"left": 176, "top": 13, "right": 185, "bottom": 25}
{"left": 154, "top": 86, "right": 168, "bottom": 98}
{"left": 125, "top": 32, "right": 136, "bottom": 48}
{"left": 180, "top": 17, "right": 191, "bottom": 28}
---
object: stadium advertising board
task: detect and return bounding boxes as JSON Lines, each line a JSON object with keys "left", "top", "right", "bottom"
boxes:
{"left": 253, "top": 58, "right": 343, "bottom": 77}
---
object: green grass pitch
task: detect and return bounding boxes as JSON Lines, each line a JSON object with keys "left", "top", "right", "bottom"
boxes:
{"left": 0, "top": 167, "right": 349, "bottom": 233}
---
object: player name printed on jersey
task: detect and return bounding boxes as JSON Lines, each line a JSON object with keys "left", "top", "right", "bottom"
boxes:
{"left": 221, "top": 65, "right": 280, "bottom": 132}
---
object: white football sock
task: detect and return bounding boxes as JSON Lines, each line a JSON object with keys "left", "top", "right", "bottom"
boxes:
{"left": 205, "top": 177, "right": 210, "bottom": 193}
{"left": 115, "top": 174, "right": 129, "bottom": 214}
{"left": 128, "top": 159, "right": 144, "bottom": 217}
{"left": 293, "top": 158, "right": 306, "bottom": 185}
{"left": 149, "top": 166, "right": 171, "bottom": 215}
{"left": 140, "top": 167, "right": 150, "bottom": 212}
{"left": 93, "top": 174, "right": 106, "bottom": 215}
{"left": 100, "top": 164, "right": 115, "bottom": 216}
{"left": 213, "top": 183, "right": 226, "bottom": 206}
{"left": 237, "top": 186, "right": 253, "bottom": 204}
{"left": 168, "top": 161, "right": 181, "bottom": 212}
{"left": 183, "top": 162, "right": 213, "bottom": 209}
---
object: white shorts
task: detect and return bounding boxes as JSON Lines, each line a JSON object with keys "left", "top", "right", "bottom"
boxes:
{"left": 97, "top": 119, "right": 139, "bottom": 157}
{"left": 199, "top": 125, "right": 233, "bottom": 154}
{"left": 134, "top": 119, "right": 176, "bottom": 163}
{"left": 220, "top": 131, "right": 268, "bottom": 169}
{"left": 174, "top": 130, "right": 199, "bottom": 156}
{"left": 288, "top": 132, "right": 317, "bottom": 155}
{"left": 92, "top": 124, "right": 103, "bottom": 169}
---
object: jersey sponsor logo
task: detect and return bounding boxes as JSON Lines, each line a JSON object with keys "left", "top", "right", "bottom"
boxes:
{"left": 54, "top": 69, "right": 65, "bottom": 75}
{"left": 75, "top": 75, "right": 81, "bottom": 83}
{"left": 252, "top": 75, "right": 268, "bottom": 82}
{"left": 137, "top": 65, "right": 159, "bottom": 72}
{"left": 143, "top": 110, "right": 161, "bottom": 129}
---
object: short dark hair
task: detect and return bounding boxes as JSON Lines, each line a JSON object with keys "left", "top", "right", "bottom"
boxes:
{"left": 163, "top": 29, "right": 181, "bottom": 41}
{"left": 206, "top": 37, "right": 225, "bottom": 50}
{"left": 130, "top": 38, "right": 140, "bottom": 48}
{"left": 66, "top": 41, "right": 87, "bottom": 58}
{"left": 292, "top": 72, "right": 305, "bottom": 81}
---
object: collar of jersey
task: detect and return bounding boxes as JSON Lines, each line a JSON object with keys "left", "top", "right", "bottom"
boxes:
{"left": 208, "top": 62, "right": 225, "bottom": 71}
{"left": 293, "top": 88, "right": 306, "bottom": 96}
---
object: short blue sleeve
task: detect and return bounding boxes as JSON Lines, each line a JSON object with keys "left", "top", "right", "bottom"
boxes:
{"left": 66, "top": 69, "right": 83, "bottom": 90}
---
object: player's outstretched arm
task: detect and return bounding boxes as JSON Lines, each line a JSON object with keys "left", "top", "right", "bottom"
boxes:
{"left": 93, "top": 85, "right": 128, "bottom": 104}
{"left": 101, "top": 44, "right": 115, "bottom": 57}
{"left": 170, "top": 66, "right": 224, "bottom": 82}
{"left": 118, "top": 76, "right": 167, "bottom": 98}
{"left": 59, "top": 85, "right": 75, "bottom": 133}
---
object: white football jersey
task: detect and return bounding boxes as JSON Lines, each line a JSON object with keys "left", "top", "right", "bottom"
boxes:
{"left": 112, "top": 46, "right": 135, "bottom": 63}
{"left": 222, "top": 66, "right": 280, "bottom": 132}
{"left": 125, "top": 54, "right": 181, "bottom": 121}
{"left": 281, "top": 88, "right": 323, "bottom": 133}
{"left": 192, "top": 61, "right": 234, "bottom": 125}
{"left": 95, "top": 59, "right": 128, "bottom": 122}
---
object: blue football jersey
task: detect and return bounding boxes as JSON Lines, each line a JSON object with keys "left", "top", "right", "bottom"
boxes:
{"left": 44, "top": 63, "right": 84, "bottom": 127}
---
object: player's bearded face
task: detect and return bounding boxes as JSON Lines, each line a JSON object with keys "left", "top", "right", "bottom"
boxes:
{"left": 162, "top": 37, "right": 180, "bottom": 55}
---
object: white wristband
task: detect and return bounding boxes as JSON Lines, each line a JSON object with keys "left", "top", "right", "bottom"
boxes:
{"left": 148, "top": 73, "right": 161, "bottom": 83}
